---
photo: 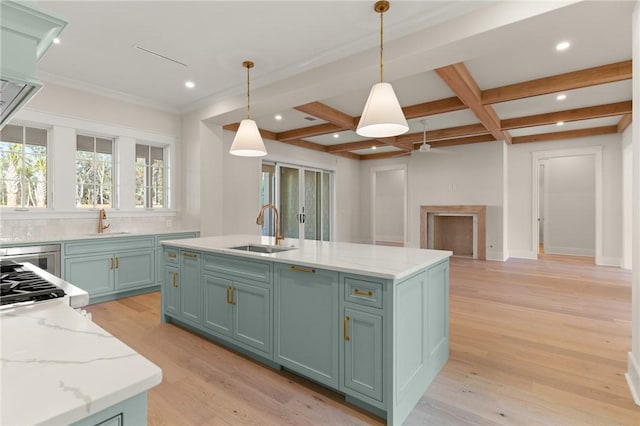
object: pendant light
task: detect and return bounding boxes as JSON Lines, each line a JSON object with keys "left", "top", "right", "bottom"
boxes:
{"left": 356, "top": 1, "right": 409, "bottom": 138}
{"left": 229, "top": 60, "right": 267, "bottom": 157}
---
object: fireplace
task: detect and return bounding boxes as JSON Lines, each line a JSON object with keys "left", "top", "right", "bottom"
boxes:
{"left": 420, "top": 205, "right": 486, "bottom": 260}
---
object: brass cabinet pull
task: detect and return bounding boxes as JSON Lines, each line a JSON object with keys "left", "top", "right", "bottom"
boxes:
{"left": 182, "top": 252, "right": 197, "bottom": 258}
{"left": 226, "top": 286, "right": 237, "bottom": 305}
{"left": 115, "top": 257, "right": 119, "bottom": 269}
{"left": 354, "top": 288, "right": 373, "bottom": 297}
{"left": 290, "top": 265, "right": 315, "bottom": 274}
{"left": 172, "top": 272, "right": 178, "bottom": 288}
{"left": 230, "top": 287, "right": 236, "bottom": 305}
{"left": 344, "top": 316, "right": 350, "bottom": 341}
{"left": 226, "top": 287, "right": 231, "bottom": 304}
{"left": 168, "top": 253, "right": 176, "bottom": 259}
{"left": 109, "top": 258, "right": 114, "bottom": 269}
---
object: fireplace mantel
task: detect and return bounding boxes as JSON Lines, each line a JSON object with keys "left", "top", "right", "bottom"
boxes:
{"left": 420, "top": 205, "right": 486, "bottom": 260}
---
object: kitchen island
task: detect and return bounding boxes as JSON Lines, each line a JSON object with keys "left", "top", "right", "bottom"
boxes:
{"left": 0, "top": 299, "right": 162, "bottom": 425}
{"left": 161, "top": 235, "right": 451, "bottom": 425}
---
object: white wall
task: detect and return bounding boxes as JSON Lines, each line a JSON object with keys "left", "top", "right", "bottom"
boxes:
{"left": 622, "top": 126, "right": 633, "bottom": 270}
{"left": 374, "top": 168, "right": 405, "bottom": 243}
{"left": 544, "top": 155, "right": 596, "bottom": 256}
{"left": 358, "top": 141, "right": 505, "bottom": 260}
{"left": 507, "top": 134, "right": 623, "bottom": 265}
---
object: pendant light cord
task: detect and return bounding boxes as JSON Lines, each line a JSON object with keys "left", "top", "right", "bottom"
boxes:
{"left": 380, "top": 9, "right": 384, "bottom": 82}
{"left": 246, "top": 65, "right": 251, "bottom": 119}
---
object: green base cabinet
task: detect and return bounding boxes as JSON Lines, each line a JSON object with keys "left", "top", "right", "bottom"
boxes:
{"left": 179, "top": 251, "right": 202, "bottom": 325}
{"left": 69, "top": 392, "right": 147, "bottom": 426}
{"left": 65, "top": 253, "right": 114, "bottom": 295}
{"left": 274, "top": 264, "right": 339, "bottom": 389}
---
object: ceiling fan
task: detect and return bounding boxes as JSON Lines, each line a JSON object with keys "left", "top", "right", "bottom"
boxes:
{"left": 413, "top": 120, "right": 450, "bottom": 155}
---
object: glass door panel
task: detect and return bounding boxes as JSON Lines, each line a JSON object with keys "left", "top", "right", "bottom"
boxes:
{"left": 304, "top": 170, "right": 321, "bottom": 240}
{"left": 279, "top": 166, "right": 300, "bottom": 239}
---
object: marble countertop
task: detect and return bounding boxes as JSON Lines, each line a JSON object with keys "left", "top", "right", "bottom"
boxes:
{"left": 0, "top": 301, "right": 162, "bottom": 425}
{"left": 162, "top": 234, "right": 452, "bottom": 280}
{"left": 0, "top": 229, "right": 199, "bottom": 245}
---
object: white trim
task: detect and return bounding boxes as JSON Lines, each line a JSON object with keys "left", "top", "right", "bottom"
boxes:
{"left": 486, "top": 250, "right": 507, "bottom": 262}
{"left": 543, "top": 246, "right": 595, "bottom": 257}
{"left": 627, "top": 352, "right": 640, "bottom": 406}
{"left": 508, "top": 249, "right": 537, "bottom": 260}
{"left": 598, "top": 256, "right": 623, "bottom": 267}
{"left": 371, "top": 164, "right": 408, "bottom": 247}
{"left": 262, "top": 154, "right": 338, "bottom": 173}
{"left": 0, "top": 209, "right": 177, "bottom": 220}
{"left": 531, "top": 146, "right": 603, "bottom": 264}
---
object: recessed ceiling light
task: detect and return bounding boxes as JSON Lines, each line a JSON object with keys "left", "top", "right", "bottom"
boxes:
{"left": 185, "top": 81, "right": 195, "bottom": 89}
{"left": 372, "top": 146, "right": 377, "bottom": 150}
{"left": 333, "top": 134, "right": 340, "bottom": 139}
{"left": 556, "top": 94, "right": 567, "bottom": 101}
{"left": 556, "top": 121, "right": 565, "bottom": 126}
{"left": 53, "top": 38, "right": 60, "bottom": 44}
{"left": 556, "top": 41, "right": 570, "bottom": 51}
{"left": 274, "top": 114, "right": 283, "bottom": 121}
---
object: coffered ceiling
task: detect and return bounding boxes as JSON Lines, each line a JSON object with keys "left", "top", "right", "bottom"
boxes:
{"left": 34, "top": 1, "right": 634, "bottom": 159}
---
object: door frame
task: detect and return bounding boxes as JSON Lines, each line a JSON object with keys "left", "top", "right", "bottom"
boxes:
{"left": 530, "top": 146, "right": 602, "bottom": 263}
{"left": 371, "top": 164, "right": 407, "bottom": 246}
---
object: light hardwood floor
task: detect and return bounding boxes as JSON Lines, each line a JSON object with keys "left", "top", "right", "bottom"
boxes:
{"left": 87, "top": 255, "right": 640, "bottom": 425}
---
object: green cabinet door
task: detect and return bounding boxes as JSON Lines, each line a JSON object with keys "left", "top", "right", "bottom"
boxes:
{"left": 233, "top": 281, "right": 270, "bottom": 355}
{"left": 164, "top": 265, "right": 180, "bottom": 317}
{"left": 115, "top": 249, "right": 155, "bottom": 290}
{"left": 180, "top": 251, "right": 202, "bottom": 325}
{"left": 274, "top": 264, "right": 339, "bottom": 388}
{"left": 65, "top": 254, "right": 114, "bottom": 296}
{"left": 203, "top": 274, "right": 233, "bottom": 337}
{"left": 343, "top": 308, "right": 383, "bottom": 402}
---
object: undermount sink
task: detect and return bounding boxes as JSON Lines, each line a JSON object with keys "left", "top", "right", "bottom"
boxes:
{"left": 85, "top": 232, "right": 131, "bottom": 237}
{"left": 228, "top": 244, "right": 296, "bottom": 254}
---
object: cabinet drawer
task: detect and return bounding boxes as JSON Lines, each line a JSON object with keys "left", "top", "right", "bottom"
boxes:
{"left": 164, "top": 248, "right": 179, "bottom": 264}
{"left": 202, "top": 253, "right": 271, "bottom": 284}
{"left": 344, "top": 276, "right": 384, "bottom": 309}
{"left": 65, "top": 237, "right": 155, "bottom": 256}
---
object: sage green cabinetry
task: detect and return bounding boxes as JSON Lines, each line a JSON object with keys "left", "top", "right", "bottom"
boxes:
{"left": 64, "top": 237, "right": 155, "bottom": 302}
{"left": 274, "top": 263, "right": 339, "bottom": 389}
{"left": 341, "top": 275, "right": 385, "bottom": 406}
{"left": 156, "top": 233, "right": 198, "bottom": 286}
{"left": 179, "top": 250, "right": 202, "bottom": 326}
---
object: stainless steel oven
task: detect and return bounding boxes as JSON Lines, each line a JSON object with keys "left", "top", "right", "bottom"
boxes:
{"left": 0, "top": 244, "right": 61, "bottom": 277}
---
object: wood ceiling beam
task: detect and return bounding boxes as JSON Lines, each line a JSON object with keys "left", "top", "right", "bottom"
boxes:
{"left": 401, "top": 96, "right": 467, "bottom": 119}
{"left": 276, "top": 138, "right": 329, "bottom": 153}
{"left": 617, "top": 114, "right": 632, "bottom": 133}
{"left": 276, "top": 123, "right": 345, "bottom": 141}
{"left": 294, "top": 102, "right": 356, "bottom": 129}
{"left": 482, "top": 60, "right": 632, "bottom": 105}
{"left": 502, "top": 101, "right": 632, "bottom": 130}
{"left": 326, "top": 140, "right": 386, "bottom": 153}
{"left": 396, "top": 123, "right": 489, "bottom": 145}
{"left": 223, "top": 123, "right": 278, "bottom": 141}
{"left": 360, "top": 150, "right": 411, "bottom": 161}
{"left": 435, "top": 63, "right": 512, "bottom": 144}
{"left": 512, "top": 126, "right": 618, "bottom": 144}
{"left": 414, "top": 134, "right": 496, "bottom": 149}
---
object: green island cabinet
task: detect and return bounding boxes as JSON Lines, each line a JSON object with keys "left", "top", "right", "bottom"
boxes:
{"left": 63, "top": 232, "right": 198, "bottom": 304}
{"left": 161, "top": 244, "right": 449, "bottom": 425}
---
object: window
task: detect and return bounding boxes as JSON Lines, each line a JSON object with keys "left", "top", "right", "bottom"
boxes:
{"left": 136, "top": 144, "right": 166, "bottom": 208}
{"left": 0, "top": 124, "right": 48, "bottom": 208}
{"left": 76, "top": 134, "right": 113, "bottom": 208}
{"left": 260, "top": 162, "right": 332, "bottom": 241}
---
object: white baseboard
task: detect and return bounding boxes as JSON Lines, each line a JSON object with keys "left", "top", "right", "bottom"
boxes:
{"left": 486, "top": 250, "right": 506, "bottom": 262}
{"left": 507, "top": 250, "right": 537, "bottom": 260}
{"left": 596, "top": 256, "right": 623, "bottom": 267}
{"left": 626, "top": 352, "right": 640, "bottom": 406}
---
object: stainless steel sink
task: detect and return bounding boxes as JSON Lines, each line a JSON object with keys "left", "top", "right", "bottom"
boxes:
{"left": 228, "top": 244, "right": 296, "bottom": 254}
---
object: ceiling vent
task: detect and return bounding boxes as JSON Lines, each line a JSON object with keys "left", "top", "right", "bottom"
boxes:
{"left": 134, "top": 45, "right": 187, "bottom": 67}
{"left": 303, "top": 116, "right": 317, "bottom": 121}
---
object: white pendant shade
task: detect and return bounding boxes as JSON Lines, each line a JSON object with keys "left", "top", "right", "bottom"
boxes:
{"left": 229, "top": 119, "right": 267, "bottom": 157}
{"left": 356, "top": 82, "right": 409, "bottom": 138}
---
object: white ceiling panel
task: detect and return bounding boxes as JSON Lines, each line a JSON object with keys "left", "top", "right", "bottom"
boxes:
{"left": 254, "top": 108, "right": 327, "bottom": 133}
{"left": 407, "top": 110, "right": 480, "bottom": 133}
{"left": 353, "top": 145, "right": 401, "bottom": 156}
{"left": 306, "top": 131, "right": 369, "bottom": 146}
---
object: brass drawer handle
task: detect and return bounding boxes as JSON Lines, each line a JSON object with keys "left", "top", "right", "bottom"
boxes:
{"left": 227, "top": 287, "right": 236, "bottom": 305}
{"left": 172, "top": 272, "right": 178, "bottom": 288}
{"left": 230, "top": 287, "right": 236, "bottom": 305}
{"left": 344, "top": 316, "right": 350, "bottom": 341}
{"left": 182, "top": 252, "right": 197, "bottom": 258}
{"left": 354, "top": 288, "right": 373, "bottom": 297}
{"left": 167, "top": 253, "right": 177, "bottom": 259}
{"left": 290, "top": 265, "right": 315, "bottom": 274}
{"left": 115, "top": 257, "right": 119, "bottom": 269}
{"left": 109, "top": 258, "right": 114, "bottom": 269}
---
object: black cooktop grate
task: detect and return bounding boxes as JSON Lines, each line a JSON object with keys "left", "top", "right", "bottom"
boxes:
{"left": 0, "top": 269, "right": 66, "bottom": 305}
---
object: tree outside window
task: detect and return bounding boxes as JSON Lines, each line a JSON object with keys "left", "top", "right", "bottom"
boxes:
{"left": 76, "top": 135, "right": 113, "bottom": 208}
{"left": 0, "top": 124, "right": 48, "bottom": 208}
{"left": 136, "top": 144, "right": 165, "bottom": 208}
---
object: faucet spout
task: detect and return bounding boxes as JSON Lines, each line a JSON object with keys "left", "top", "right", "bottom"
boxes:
{"left": 98, "top": 208, "right": 110, "bottom": 234}
{"left": 256, "top": 204, "right": 285, "bottom": 246}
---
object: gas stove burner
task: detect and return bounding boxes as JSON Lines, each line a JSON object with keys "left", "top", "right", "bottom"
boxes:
{"left": 0, "top": 269, "right": 66, "bottom": 305}
{"left": 1, "top": 260, "right": 24, "bottom": 273}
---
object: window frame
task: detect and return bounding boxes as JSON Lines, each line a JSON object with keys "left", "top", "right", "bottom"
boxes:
{"left": 0, "top": 123, "right": 51, "bottom": 210}
{"left": 135, "top": 142, "right": 169, "bottom": 209}
{"left": 75, "top": 133, "right": 116, "bottom": 209}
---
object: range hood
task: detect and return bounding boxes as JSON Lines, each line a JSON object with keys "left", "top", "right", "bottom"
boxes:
{"left": 0, "top": 1, "right": 67, "bottom": 129}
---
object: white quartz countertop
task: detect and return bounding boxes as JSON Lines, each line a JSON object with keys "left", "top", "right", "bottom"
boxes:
{"left": 0, "top": 229, "right": 199, "bottom": 245}
{"left": 0, "top": 301, "right": 162, "bottom": 425}
{"left": 162, "top": 234, "right": 452, "bottom": 280}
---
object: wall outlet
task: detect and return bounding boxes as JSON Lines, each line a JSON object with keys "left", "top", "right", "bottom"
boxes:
{"left": 166, "top": 218, "right": 173, "bottom": 228}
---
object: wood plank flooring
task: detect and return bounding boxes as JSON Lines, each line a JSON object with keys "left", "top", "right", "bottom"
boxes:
{"left": 86, "top": 255, "right": 640, "bottom": 425}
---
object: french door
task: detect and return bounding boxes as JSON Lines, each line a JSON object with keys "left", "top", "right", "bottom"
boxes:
{"left": 260, "top": 162, "right": 331, "bottom": 241}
